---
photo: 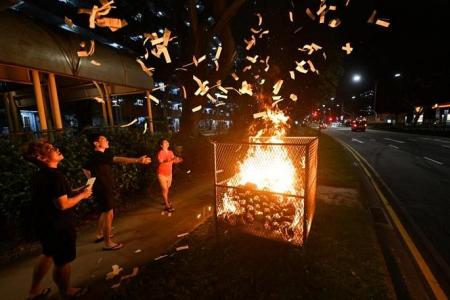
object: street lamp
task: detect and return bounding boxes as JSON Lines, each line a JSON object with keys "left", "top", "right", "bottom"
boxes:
{"left": 352, "top": 74, "right": 361, "bottom": 82}
{"left": 352, "top": 96, "right": 356, "bottom": 99}
{"left": 394, "top": 73, "right": 401, "bottom": 78}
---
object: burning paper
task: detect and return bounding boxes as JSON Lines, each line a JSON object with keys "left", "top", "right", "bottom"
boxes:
{"left": 259, "top": 30, "right": 269, "bottom": 38}
{"left": 96, "top": 18, "right": 128, "bottom": 31}
{"left": 329, "top": 5, "right": 337, "bottom": 11}
{"left": 182, "top": 86, "right": 187, "bottom": 99}
{"left": 273, "top": 79, "right": 284, "bottom": 95}
{"left": 367, "top": 10, "right": 377, "bottom": 24}
{"left": 231, "top": 73, "right": 239, "bottom": 81}
{"left": 253, "top": 111, "right": 267, "bottom": 119}
{"left": 290, "top": 71, "right": 295, "bottom": 80}
{"left": 193, "top": 75, "right": 209, "bottom": 95}
{"left": 290, "top": 94, "right": 298, "bottom": 101}
{"left": 93, "top": 97, "right": 105, "bottom": 103}
{"left": 246, "top": 55, "right": 259, "bottom": 64}
{"left": 316, "top": 5, "right": 327, "bottom": 16}
{"left": 342, "top": 42, "right": 353, "bottom": 54}
{"left": 147, "top": 93, "right": 160, "bottom": 104}
{"left": 306, "top": 8, "right": 316, "bottom": 21}
{"left": 207, "top": 94, "right": 216, "bottom": 103}
{"left": 289, "top": 11, "right": 294, "bottom": 22}
{"left": 256, "top": 13, "right": 263, "bottom": 26}
{"left": 243, "top": 65, "right": 252, "bottom": 72}
{"left": 272, "top": 98, "right": 284, "bottom": 107}
{"left": 215, "top": 46, "right": 222, "bottom": 60}
{"left": 77, "top": 40, "right": 95, "bottom": 57}
{"left": 328, "top": 18, "right": 341, "bottom": 28}
{"left": 307, "top": 60, "right": 317, "bottom": 73}
{"left": 177, "top": 232, "right": 189, "bottom": 238}
{"left": 319, "top": 14, "right": 325, "bottom": 24}
{"left": 295, "top": 60, "right": 308, "bottom": 74}
{"left": 251, "top": 28, "right": 262, "bottom": 34}
{"left": 120, "top": 118, "right": 138, "bottom": 128}
{"left": 244, "top": 35, "right": 256, "bottom": 50}
{"left": 143, "top": 123, "right": 147, "bottom": 134}
{"left": 239, "top": 81, "right": 253, "bottom": 96}
{"left": 136, "top": 59, "right": 154, "bottom": 78}
{"left": 375, "top": 19, "right": 390, "bottom": 28}
{"left": 294, "top": 27, "right": 303, "bottom": 33}
{"left": 192, "top": 105, "right": 202, "bottom": 112}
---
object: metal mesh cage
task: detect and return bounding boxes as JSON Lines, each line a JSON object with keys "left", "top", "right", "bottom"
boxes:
{"left": 213, "top": 137, "right": 318, "bottom": 246}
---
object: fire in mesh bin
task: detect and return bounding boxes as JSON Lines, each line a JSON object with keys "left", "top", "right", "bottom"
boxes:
{"left": 213, "top": 137, "right": 318, "bottom": 246}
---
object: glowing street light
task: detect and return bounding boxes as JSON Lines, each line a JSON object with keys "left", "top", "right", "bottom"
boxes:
{"left": 352, "top": 74, "right": 361, "bottom": 82}
{"left": 394, "top": 73, "right": 401, "bottom": 78}
{"left": 352, "top": 96, "right": 356, "bottom": 99}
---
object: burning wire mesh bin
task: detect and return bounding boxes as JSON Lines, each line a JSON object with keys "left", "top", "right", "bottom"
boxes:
{"left": 213, "top": 137, "right": 318, "bottom": 246}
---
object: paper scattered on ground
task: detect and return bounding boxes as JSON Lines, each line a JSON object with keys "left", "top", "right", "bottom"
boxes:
{"left": 375, "top": 19, "right": 390, "bottom": 28}
{"left": 176, "top": 245, "right": 189, "bottom": 251}
{"left": 177, "top": 232, "right": 189, "bottom": 238}
{"left": 106, "top": 265, "right": 123, "bottom": 280}
{"left": 90, "top": 60, "right": 101, "bottom": 66}
{"left": 154, "top": 254, "right": 168, "bottom": 261}
{"left": 290, "top": 94, "right": 298, "bottom": 101}
{"left": 134, "top": 249, "right": 142, "bottom": 253}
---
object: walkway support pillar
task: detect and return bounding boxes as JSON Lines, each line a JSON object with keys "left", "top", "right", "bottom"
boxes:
{"left": 31, "top": 70, "right": 48, "bottom": 131}
{"left": 47, "top": 73, "right": 63, "bottom": 130}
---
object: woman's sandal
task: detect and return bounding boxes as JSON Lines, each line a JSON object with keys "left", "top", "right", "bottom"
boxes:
{"left": 102, "top": 243, "right": 124, "bottom": 251}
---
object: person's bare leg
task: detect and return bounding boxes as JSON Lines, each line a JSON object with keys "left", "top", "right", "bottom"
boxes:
{"left": 96, "top": 212, "right": 106, "bottom": 239}
{"left": 53, "top": 263, "right": 80, "bottom": 298}
{"left": 158, "top": 176, "right": 170, "bottom": 208}
{"left": 28, "top": 255, "right": 52, "bottom": 297}
{"left": 103, "top": 209, "right": 119, "bottom": 247}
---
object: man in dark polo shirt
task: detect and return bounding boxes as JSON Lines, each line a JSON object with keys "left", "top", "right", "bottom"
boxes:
{"left": 24, "top": 140, "right": 92, "bottom": 299}
{"left": 83, "top": 133, "right": 151, "bottom": 250}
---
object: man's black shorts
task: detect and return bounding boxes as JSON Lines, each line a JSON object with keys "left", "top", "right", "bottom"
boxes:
{"left": 40, "top": 228, "right": 76, "bottom": 266}
{"left": 95, "top": 192, "right": 114, "bottom": 213}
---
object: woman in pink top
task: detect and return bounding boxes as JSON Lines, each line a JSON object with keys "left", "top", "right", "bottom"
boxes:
{"left": 157, "top": 139, "right": 183, "bottom": 212}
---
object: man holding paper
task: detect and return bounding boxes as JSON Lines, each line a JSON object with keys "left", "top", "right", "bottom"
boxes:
{"left": 83, "top": 133, "right": 151, "bottom": 251}
{"left": 23, "top": 140, "right": 92, "bottom": 299}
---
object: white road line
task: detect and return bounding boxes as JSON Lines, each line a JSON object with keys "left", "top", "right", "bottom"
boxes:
{"left": 351, "top": 138, "right": 364, "bottom": 144}
{"left": 433, "top": 138, "right": 450, "bottom": 144}
{"left": 388, "top": 144, "right": 399, "bottom": 149}
{"left": 384, "top": 138, "right": 405, "bottom": 144}
{"left": 442, "top": 145, "right": 450, "bottom": 149}
{"left": 423, "top": 156, "right": 443, "bottom": 165}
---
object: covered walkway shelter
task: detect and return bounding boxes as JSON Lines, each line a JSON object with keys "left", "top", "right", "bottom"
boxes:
{"left": 0, "top": 8, "right": 155, "bottom": 135}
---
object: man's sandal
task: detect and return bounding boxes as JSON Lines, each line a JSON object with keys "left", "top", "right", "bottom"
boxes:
{"left": 27, "top": 287, "right": 51, "bottom": 300}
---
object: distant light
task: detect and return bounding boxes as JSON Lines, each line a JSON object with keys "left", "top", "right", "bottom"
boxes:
{"left": 352, "top": 74, "right": 361, "bottom": 82}
{"left": 158, "top": 28, "right": 164, "bottom": 34}
{"left": 322, "top": 104, "right": 325, "bottom": 107}
{"left": 352, "top": 96, "right": 356, "bottom": 99}
{"left": 394, "top": 73, "right": 401, "bottom": 78}
{"left": 157, "top": 11, "right": 165, "bottom": 17}
{"left": 330, "top": 97, "right": 335, "bottom": 101}
{"left": 336, "top": 104, "right": 340, "bottom": 107}
{"left": 295, "top": 121, "right": 299, "bottom": 125}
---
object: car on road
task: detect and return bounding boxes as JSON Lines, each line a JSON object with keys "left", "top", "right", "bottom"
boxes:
{"left": 351, "top": 118, "right": 367, "bottom": 132}
{"left": 319, "top": 122, "right": 327, "bottom": 129}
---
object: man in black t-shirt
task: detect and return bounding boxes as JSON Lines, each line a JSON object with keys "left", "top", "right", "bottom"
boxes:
{"left": 23, "top": 140, "right": 92, "bottom": 300}
{"left": 83, "top": 133, "right": 151, "bottom": 250}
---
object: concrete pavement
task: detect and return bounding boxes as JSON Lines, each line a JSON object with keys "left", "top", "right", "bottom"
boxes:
{"left": 0, "top": 175, "right": 214, "bottom": 300}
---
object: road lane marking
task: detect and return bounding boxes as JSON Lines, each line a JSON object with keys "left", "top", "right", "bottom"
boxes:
{"left": 340, "top": 142, "right": 447, "bottom": 300}
{"left": 433, "top": 138, "right": 450, "bottom": 144}
{"left": 351, "top": 138, "right": 364, "bottom": 144}
{"left": 384, "top": 138, "right": 405, "bottom": 144}
{"left": 442, "top": 145, "right": 450, "bottom": 149}
{"left": 388, "top": 144, "right": 399, "bottom": 149}
{"left": 423, "top": 156, "right": 444, "bottom": 165}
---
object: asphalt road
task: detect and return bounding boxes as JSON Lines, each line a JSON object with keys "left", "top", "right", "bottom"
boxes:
{"left": 325, "top": 127, "right": 450, "bottom": 279}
